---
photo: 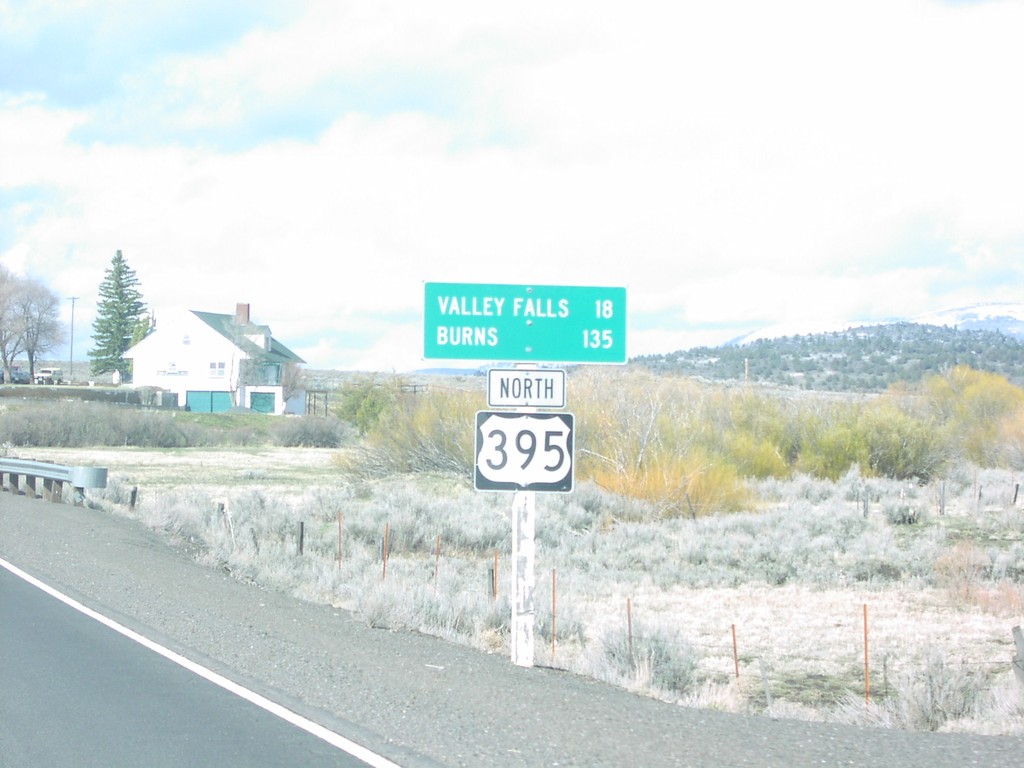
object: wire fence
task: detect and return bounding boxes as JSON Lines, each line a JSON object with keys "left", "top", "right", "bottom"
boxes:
{"left": 303, "top": 513, "right": 1024, "bottom": 714}
{"left": 175, "top": 491, "right": 1024, "bottom": 732}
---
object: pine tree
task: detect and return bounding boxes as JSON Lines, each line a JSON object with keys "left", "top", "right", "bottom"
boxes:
{"left": 89, "top": 250, "right": 146, "bottom": 380}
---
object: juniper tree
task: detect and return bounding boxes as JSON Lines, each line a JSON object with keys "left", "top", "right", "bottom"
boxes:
{"left": 89, "top": 250, "right": 147, "bottom": 380}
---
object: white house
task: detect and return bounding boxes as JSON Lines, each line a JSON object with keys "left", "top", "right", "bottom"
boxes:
{"left": 125, "top": 303, "right": 306, "bottom": 414}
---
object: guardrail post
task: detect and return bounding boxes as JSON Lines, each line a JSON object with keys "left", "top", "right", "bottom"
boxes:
{"left": 0, "top": 459, "right": 106, "bottom": 504}
{"left": 1013, "top": 626, "right": 1024, "bottom": 690}
{"left": 53, "top": 479, "right": 64, "bottom": 503}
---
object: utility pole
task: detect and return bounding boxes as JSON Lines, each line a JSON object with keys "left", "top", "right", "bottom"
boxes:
{"left": 69, "top": 296, "right": 77, "bottom": 383}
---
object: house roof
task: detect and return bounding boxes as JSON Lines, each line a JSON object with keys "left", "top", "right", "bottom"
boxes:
{"left": 191, "top": 311, "right": 306, "bottom": 365}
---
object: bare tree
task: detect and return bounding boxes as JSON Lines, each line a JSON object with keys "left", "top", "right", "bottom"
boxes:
{"left": 0, "top": 266, "right": 27, "bottom": 382}
{"left": 0, "top": 268, "right": 65, "bottom": 383}
{"left": 17, "top": 277, "right": 65, "bottom": 378}
{"left": 281, "top": 361, "right": 305, "bottom": 404}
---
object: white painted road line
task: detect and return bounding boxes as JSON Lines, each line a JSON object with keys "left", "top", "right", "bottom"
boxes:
{"left": 0, "top": 556, "right": 403, "bottom": 768}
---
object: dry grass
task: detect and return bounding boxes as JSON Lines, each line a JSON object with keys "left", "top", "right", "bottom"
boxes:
{"left": 35, "top": 446, "right": 1024, "bottom": 734}
{"left": 34, "top": 446, "right": 345, "bottom": 493}
{"left": 546, "top": 583, "right": 1009, "bottom": 706}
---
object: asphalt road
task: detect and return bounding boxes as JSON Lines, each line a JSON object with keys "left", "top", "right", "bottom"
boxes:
{"left": 0, "top": 566, "right": 375, "bottom": 768}
{"left": 2, "top": 492, "right": 1024, "bottom": 767}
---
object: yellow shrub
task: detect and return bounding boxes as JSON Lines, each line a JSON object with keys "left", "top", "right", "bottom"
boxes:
{"left": 584, "top": 447, "right": 748, "bottom": 518}
{"left": 725, "top": 431, "right": 790, "bottom": 479}
{"left": 923, "top": 366, "right": 1024, "bottom": 466}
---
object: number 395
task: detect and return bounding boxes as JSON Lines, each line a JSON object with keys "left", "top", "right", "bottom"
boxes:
{"left": 485, "top": 428, "right": 567, "bottom": 472}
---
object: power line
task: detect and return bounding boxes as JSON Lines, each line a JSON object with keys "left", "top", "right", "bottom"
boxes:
{"left": 69, "top": 296, "right": 78, "bottom": 383}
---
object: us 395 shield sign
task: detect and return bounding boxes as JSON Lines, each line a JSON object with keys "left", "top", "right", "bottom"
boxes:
{"left": 474, "top": 411, "right": 574, "bottom": 492}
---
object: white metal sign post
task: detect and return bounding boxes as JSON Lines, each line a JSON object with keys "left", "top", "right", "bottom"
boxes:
{"left": 510, "top": 490, "right": 536, "bottom": 666}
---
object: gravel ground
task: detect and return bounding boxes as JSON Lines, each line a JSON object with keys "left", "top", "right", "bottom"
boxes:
{"left": 2, "top": 493, "right": 1023, "bottom": 768}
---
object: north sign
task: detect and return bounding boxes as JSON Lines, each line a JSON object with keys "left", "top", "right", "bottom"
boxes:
{"left": 424, "top": 282, "right": 626, "bottom": 364}
{"left": 474, "top": 411, "right": 574, "bottom": 492}
{"left": 487, "top": 368, "right": 566, "bottom": 409}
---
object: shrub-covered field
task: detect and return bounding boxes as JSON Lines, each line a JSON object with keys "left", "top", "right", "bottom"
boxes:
{"left": 4, "top": 365, "right": 1024, "bottom": 733}
{"left": 337, "top": 365, "right": 1024, "bottom": 515}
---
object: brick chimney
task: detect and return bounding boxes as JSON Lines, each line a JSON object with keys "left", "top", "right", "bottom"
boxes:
{"left": 235, "top": 302, "right": 250, "bottom": 325}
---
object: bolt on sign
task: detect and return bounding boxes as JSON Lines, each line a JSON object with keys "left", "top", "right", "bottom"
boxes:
{"left": 423, "top": 282, "right": 627, "bottom": 364}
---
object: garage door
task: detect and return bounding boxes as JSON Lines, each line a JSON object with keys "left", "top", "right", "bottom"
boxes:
{"left": 250, "top": 392, "right": 276, "bottom": 414}
{"left": 186, "top": 391, "right": 234, "bottom": 413}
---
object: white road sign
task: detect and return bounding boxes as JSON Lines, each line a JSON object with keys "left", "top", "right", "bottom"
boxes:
{"left": 474, "top": 411, "right": 574, "bottom": 492}
{"left": 486, "top": 368, "right": 566, "bottom": 409}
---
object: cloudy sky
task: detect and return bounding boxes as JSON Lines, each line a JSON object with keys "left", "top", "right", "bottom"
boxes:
{"left": 2, "top": 0, "right": 1022, "bottom": 371}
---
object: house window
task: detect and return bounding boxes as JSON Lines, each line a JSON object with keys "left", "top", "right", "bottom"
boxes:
{"left": 210, "top": 362, "right": 226, "bottom": 378}
{"left": 183, "top": 334, "right": 190, "bottom": 345}
{"left": 261, "top": 364, "right": 282, "bottom": 385}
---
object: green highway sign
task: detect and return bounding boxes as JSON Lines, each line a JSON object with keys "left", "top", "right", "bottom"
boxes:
{"left": 423, "top": 282, "right": 627, "bottom": 364}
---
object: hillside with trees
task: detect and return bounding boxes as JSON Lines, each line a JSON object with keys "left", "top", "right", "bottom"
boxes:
{"left": 633, "top": 323, "right": 1024, "bottom": 392}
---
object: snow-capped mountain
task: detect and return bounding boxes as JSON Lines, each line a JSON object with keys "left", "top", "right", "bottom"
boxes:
{"left": 912, "top": 303, "right": 1024, "bottom": 339}
{"left": 729, "top": 302, "right": 1024, "bottom": 346}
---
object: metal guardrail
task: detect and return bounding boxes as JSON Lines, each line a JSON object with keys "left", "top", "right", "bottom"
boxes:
{"left": 0, "top": 458, "right": 108, "bottom": 506}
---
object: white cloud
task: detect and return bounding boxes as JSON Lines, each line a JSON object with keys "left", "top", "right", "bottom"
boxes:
{"left": 2, "top": 0, "right": 1023, "bottom": 371}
